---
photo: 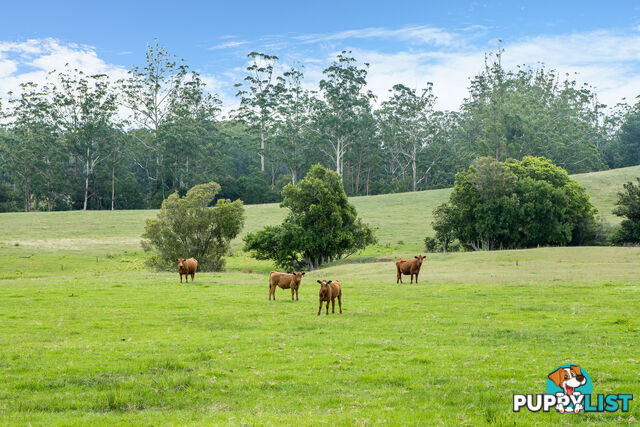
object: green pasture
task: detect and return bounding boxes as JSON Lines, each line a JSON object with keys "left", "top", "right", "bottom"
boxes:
{"left": 0, "top": 165, "right": 639, "bottom": 424}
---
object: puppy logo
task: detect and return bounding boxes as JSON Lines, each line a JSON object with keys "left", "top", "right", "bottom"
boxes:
{"left": 546, "top": 365, "right": 592, "bottom": 413}
{"left": 514, "top": 364, "right": 632, "bottom": 413}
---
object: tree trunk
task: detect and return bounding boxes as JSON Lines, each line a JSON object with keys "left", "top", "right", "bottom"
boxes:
{"left": 335, "top": 137, "right": 343, "bottom": 177}
{"left": 271, "top": 164, "right": 275, "bottom": 188}
{"left": 412, "top": 148, "right": 417, "bottom": 192}
{"left": 84, "top": 154, "right": 90, "bottom": 211}
{"left": 111, "top": 165, "right": 115, "bottom": 211}
{"left": 260, "top": 131, "right": 265, "bottom": 172}
{"left": 24, "top": 177, "right": 31, "bottom": 212}
{"left": 366, "top": 169, "right": 370, "bottom": 196}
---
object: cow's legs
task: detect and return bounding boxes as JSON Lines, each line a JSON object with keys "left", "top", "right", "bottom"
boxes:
{"left": 410, "top": 273, "right": 414, "bottom": 284}
{"left": 180, "top": 273, "right": 183, "bottom": 283}
{"left": 291, "top": 288, "right": 295, "bottom": 300}
{"left": 191, "top": 272, "right": 195, "bottom": 282}
{"left": 318, "top": 300, "right": 323, "bottom": 315}
{"left": 331, "top": 298, "right": 335, "bottom": 314}
{"left": 415, "top": 272, "right": 419, "bottom": 284}
{"left": 326, "top": 300, "right": 329, "bottom": 315}
{"left": 338, "top": 294, "right": 342, "bottom": 314}
{"left": 295, "top": 288, "right": 299, "bottom": 301}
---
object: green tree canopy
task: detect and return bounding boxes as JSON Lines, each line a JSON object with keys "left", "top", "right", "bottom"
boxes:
{"left": 141, "top": 182, "right": 244, "bottom": 271}
{"left": 432, "top": 156, "right": 596, "bottom": 250}
{"left": 459, "top": 50, "right": 605, "bottom": 173}
{"left": 611, "top": 178, "right": 640, "bottom": 244}
{"left": 244, "top": 164, "right": 376, "bottom": 270}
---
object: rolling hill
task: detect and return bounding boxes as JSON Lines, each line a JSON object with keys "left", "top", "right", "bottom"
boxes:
{"left": 0, "top": 164, "right": 638, "bottom": 257}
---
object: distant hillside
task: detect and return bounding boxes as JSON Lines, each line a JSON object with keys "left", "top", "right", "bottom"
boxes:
{"left": 572, "top": 164, "right": 640, "bottom": 222}
{"left": 0, "top": 165, "right": 638, "bottom": 254}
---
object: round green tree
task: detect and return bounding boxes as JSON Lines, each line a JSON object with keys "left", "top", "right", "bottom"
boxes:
{"left": 141, "top": 182, "right": 244, "bottom": 271}
{"left": 244, "top": 164, "right": 376, "bottom": 270}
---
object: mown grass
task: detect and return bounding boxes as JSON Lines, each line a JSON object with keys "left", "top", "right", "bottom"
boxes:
{"left": 0, "top": 165, "right": 639, "bottom": 424}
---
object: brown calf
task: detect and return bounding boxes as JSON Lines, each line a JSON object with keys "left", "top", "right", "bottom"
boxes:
{"left": 396, "top": 255, "right": 426, "bottom": 284}
{"left": 317, "top": 279, "right": 342, "bottom": 315}
{"left": 177, "top": 258, "right": 198, "bottom": 283}
{"left": 269, "top": 271, "right": 305, "bottom": 300}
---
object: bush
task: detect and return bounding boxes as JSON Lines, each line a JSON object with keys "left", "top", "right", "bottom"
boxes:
{"left": 432, "top": 156, "right": 596, "bottom": 250}
{"left": 424, "top": 236, "right": 439, "bottom": 253}
{"left": 244, "top": 165, "right": 376, "bottom": 270}
{"left": 141, "top": 182, "right": 245, "bottom": 271}
{"left": 611, "top": 178, "right": 640, "bottom": 245}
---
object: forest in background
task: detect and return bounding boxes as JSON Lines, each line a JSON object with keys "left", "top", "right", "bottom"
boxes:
{"left": 1, "top": 42, "right": 639, "bottom": 212}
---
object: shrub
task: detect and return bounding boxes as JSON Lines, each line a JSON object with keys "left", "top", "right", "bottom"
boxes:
{"left": 611, "top": 178, "right": 640, "bottom": 244}
{"left": 424, "top": 236, "right": 440, "bottom": 253}
{"left": 244, "top": 165, "right": 376, "bottom": 270}
{"left": 141, "top": 182, "right": 245, "bottom": 271}
{"left": 432, "top": 156, "right": 596, "bottom": 250}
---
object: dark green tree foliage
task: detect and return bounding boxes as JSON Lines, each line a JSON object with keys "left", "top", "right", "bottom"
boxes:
{"left": 432, "top": 156, "right": 596, "bottom": 250}
{"left": 459, "top": 50, "right": 605, "bottom": 173}
{"left": 377, "top": 83, "right": 440, "bottom": 192}
{"left": 611, "top": 178, "right": 640, "bottom": 244}
{"left": 0, "top": 83, "right": 62, "bottom": 212}
{"left": 605, "top": 103, "right": 640, "bottom": 168}
{"left": 1, "top": 44, "right": 637, "bottom": 212}
{"left": 315, "top": 52, "right": 374, "bottom": 178}
{"left": 141, "top": 182, "right": 245, "bottom": 271}
{"left": 244, "top": 165, "right": 376, "bottom": 270}
{"left": 234, "top": 52, "right": 279, "bottom": 177}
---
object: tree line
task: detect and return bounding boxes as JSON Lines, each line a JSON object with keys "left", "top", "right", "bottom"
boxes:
{"left": 1, "top": 44, "right": 639, "bottom": 212}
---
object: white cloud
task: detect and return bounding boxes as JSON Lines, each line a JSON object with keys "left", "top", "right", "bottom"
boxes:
{"left": 302, "top": 29, "right": 640, "bottom": 111}
{"left": 294, "top": 25, "right": 463, "bottom": 48}
{"left": 3, "top": 28, "right": 640, "bottom": 119}
{"left": 208, "top": 40, "right": 248, "bottom": 50}
{"left": 0, "top": 38, "right": 129, "bottom": 100}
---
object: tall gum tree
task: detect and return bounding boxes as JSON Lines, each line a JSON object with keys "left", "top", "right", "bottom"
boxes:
{"left": 316, "top": 51, "right": 374, "bottom": 179}
{"left": 234, "top": 52, "right": 279, "bottom": 179}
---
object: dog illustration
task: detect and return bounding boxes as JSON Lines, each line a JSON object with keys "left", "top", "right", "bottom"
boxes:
{"left": 548, "top": 365, "right": 587, "bottom": 413}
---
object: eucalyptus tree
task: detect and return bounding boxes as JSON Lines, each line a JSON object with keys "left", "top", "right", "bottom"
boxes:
{"left": 51, "top": 69, "right": 119, "bottom": 210}
{"left": 460, "top": 49, "right": 605, "bottom": 173}
{"left": 316, "top": 51, "right": 374, "bottom": 178}
{"left": 0, "top": 83, "right": 61, "bottom": 211}
{"left": 161, "top": 71, "right": 222, "bottom": 192}
{"left": 234, "top": 52, "right": 279, "bottom": 176}
{"left": 377, "top": 83, "right": 439, "bottom": 192}
{"left": 272, "top": 64, "right": 310, "bottom": 185}
{"left": 607, "top": 102, "right": 640, "bottom": 168}
{"left": 119, "top": 40, "right": 206, "bottom": 199}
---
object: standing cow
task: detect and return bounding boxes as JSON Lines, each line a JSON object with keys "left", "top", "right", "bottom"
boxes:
{"left": 396, "top": 255, "right": 426, "bottom": 284}
{"left": 177, "top": 258, "right": 198, "bottom": 283}
{"left": 269, "top": 271, "right": 305, "bottom": 300}
{"left": 317, "top": 279, "right": 342, "bottom": 315}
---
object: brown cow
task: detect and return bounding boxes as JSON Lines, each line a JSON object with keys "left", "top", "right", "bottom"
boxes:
{"left": 177, "top": 258, "right": 198, "bottom": 283}
{"left": 269, "top": 271, "right": 305, "bottom": 301}
{"left": 396, "top": 255, "right": 426, "bottom": 284}
{"left": 317, "top": 279, "right": 342, "bottom": 315}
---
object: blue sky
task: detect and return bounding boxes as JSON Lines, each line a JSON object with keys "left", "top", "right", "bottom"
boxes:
{"left": 1, "top": 1, "right": 640, "bottom": 113}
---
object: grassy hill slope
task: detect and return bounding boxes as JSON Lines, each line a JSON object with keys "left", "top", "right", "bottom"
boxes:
{"left": 0, "top": 164, "right": 638, "bottom": 257}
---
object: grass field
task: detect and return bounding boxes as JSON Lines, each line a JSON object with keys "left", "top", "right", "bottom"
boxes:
{"left": 0, "top": 166, "right": 639, "bottom": 424}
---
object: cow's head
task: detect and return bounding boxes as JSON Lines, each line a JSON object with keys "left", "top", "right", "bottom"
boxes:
{"left": 414, "top": 254, "right": 426, "bottom": 266}
{"left": 291, "top": 271, "right": 305, "bottom": 287}
{"left": 176, "top": 258, "right": 186, "bottom": 270}
{"left": 317, "top": 279, "right": 332, "bottom": 296}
